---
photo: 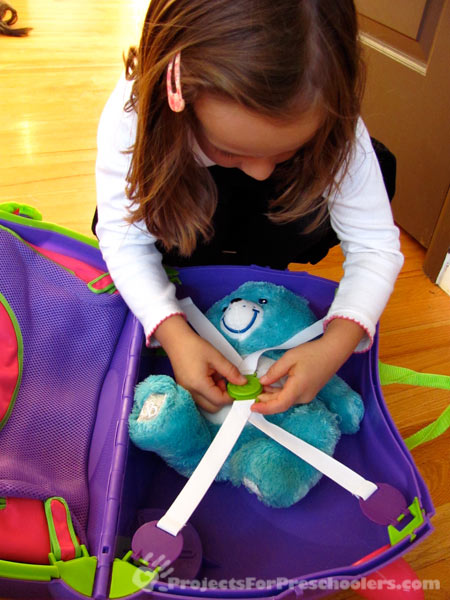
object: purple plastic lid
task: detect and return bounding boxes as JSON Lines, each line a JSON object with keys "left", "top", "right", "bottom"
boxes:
{"left": 131, "top": 521, "right": 184, "bottom": 568}
{"left": 132, "top": 513, "right": 203, "bottom": 580}
{"left": 359, "top": 482, "right": 408, "bottom": 525}
{"left": 166, "top": 521, "right": 203, "bottom": 580}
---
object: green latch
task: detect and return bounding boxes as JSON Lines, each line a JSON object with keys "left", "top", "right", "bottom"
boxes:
{"left": 50, "top": 547, "right": 97, "bottom": 597}
{"left": 388, "top": 496, "right": 425, "bottom": 546}
{"left": 109, "top": 551, "right": 158, "bottom": 599}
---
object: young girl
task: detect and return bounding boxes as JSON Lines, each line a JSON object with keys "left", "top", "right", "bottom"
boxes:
{"left": 95, "top": 0, "right": 403, "bottom": 416}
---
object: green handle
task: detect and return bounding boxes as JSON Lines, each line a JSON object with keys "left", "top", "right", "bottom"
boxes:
{"left": 379, "top": 361, "right": 450, "bottom": 450}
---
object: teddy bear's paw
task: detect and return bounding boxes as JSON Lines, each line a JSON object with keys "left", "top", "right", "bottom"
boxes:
{"left": 129, "top": 375, "right": 212, "bottom": 476}
{"left": 229, "top": 438, "right": 322, "bottom": 508}
{"left": 241, "top": 477, "right": 263, "bottom": 499}
{"left": 131, "top": 375, "right": 177, "bottom": 431}
{"left": 316, "top": 376, "right": 364, "bottom": 435}
{"left": 228, "top": 400, "right": 343, "bottom": 507}
{"left": 137, "top": 393, "right": 167, "bottom": 422}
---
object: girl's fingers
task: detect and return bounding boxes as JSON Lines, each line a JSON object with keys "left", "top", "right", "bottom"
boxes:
{"left": 192, "top": 392, "right": 224, "bottom": 413}
{"left": 205, "top": 346, "right": 246, "bottom": 385}
{"left": 214, "top": 376, "right": 227, "bottom": 393}
{"left": 192, "top": 374, "right": 234, "bottom": 410}
{"left": 251, "top": 392, "right": 292, "bottom": 415}
{"left": 261, "top": 385, "right": 279, "bottom": 394}
{"left": 253, "top": 376, "right": 312, "bottom": 414}
{"left": 202, "top": 379, "right": 232, "bottom": 405}
{"left": 214, "top": 358, "right": 247, "bottom": 385}
{"left": 259, "top": 356, "right": 290, "bottom": 386}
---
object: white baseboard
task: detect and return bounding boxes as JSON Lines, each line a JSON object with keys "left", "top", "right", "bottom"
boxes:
{"left": 436, "top": 252, "right": 450, "bottom": 296}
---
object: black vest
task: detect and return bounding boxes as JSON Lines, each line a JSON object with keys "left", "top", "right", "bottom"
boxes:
{"left": 159, "top": 165, "right": 339, "bottom": 269}
{"left": 92, "top": 139, "right": 395, "bottom": 270}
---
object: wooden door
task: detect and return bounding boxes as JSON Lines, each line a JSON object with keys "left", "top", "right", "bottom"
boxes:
{"left": 355, "top": 0, "right": 450, "bottom": 280}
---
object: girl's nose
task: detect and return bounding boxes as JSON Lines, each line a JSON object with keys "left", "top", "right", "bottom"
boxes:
{"left": 239, "top": 158, "right": 276, "bottom": 181}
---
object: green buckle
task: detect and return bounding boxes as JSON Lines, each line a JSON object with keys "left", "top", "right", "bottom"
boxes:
{"left": 388, "top": 496, "right": 425, "bottom": 545}
{"left": 227, "top": 374, "right": 262, "bottom": 400}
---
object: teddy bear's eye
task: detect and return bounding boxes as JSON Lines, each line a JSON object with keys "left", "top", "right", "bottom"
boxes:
{"left": 258, "top": 298, "right": 268, "bottom": 305}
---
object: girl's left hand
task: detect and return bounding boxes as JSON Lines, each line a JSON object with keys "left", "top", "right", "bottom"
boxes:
{"left": 252, "top": 318, "right": 366, "bottom": 415}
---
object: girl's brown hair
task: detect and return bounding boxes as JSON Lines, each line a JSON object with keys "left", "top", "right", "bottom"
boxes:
{"left": 125, "top": 0, "right": 365, "bottom": 256}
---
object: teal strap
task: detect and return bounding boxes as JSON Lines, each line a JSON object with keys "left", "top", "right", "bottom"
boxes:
{"left": 379, "top": 361, "right": 450, "bottom": 450}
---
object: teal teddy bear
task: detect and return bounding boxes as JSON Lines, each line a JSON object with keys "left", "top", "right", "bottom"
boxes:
{"left": 129, "top": 281, "right": 364, "bottom": 508}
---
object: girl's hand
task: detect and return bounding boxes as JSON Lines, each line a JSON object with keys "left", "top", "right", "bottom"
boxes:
{"left": 253, "top": 318, "right": 365, "bottom": 415}
{"left": 154, "top": 315, "right": 247, "bottom": 412}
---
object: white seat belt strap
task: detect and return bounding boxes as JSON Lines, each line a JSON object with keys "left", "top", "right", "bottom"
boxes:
{"left": 159, "top": 297, "right": 376, "bottom": 537}
{"left": 179, "top": 296, "right": 324, "bottom": 374}
{"left": 248, "top": 413, "right": 377, "bottom": 500}
{"left": 240, "top": 318, "right": 324, "bottom": 374}
{"left": 157, "top": 399, "right": 255, "bottom": 536}
{"left": 179, "top": 297, "right": 243, "bottom": 368}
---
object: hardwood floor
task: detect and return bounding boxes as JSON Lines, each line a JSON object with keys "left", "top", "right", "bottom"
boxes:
{"left": 1, "top": 2, "right": 449, "bottom": 598}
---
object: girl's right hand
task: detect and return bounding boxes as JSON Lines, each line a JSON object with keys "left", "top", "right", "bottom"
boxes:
{"left": 154, "top": 314, "right": 247, "bottom": 412}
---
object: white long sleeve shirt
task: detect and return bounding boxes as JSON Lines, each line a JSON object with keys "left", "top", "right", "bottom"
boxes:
{"left": 95, "top": 74, "right": 404, "bottom": 351}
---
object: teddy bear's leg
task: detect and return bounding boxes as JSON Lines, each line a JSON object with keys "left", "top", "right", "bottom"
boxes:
{"left": 206, "top": 419, "right": 266, "bottom": 482}
{"left": 228, "top": 400, "right": 341, "bottom": 507}
{"left": 316, "top": 375, "right": 364, "bottom": 434}
{"left": 128, "top": 375, "right": 212, "bottom": 477}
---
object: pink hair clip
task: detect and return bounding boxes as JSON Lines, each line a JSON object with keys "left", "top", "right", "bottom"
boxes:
{"left": 166, "top": 52, "right": 185, "bottom": 113}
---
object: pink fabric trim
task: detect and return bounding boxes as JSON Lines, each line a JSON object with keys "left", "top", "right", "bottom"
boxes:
{"left": 146, "top": 312, "right": 187, "bottom": 347}
{"left": 90, "top": 273, "right": 116, "bottom": 291}
{"left": 28, "top": 243, "right": 111, "bottom": 287}
{"left": 0, "top": 299, "right": 20, "bottom": 423}
{"left": 323, "top": 315, "right": 373, "bottom": 353}
{"left": 49, "top": 498, "right": 77, "bottom": 561}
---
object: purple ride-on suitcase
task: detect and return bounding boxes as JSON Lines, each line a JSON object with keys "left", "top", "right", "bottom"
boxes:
{"left": 108, "top": 271, "right": 434, "bottom": 597}
{"left": 0, "top": 206, "right": 434, "bottom": 600}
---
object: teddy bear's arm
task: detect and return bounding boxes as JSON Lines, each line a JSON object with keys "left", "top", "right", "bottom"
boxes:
{"left": 316, "top": 375, "right": 364, "bottom": 434}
